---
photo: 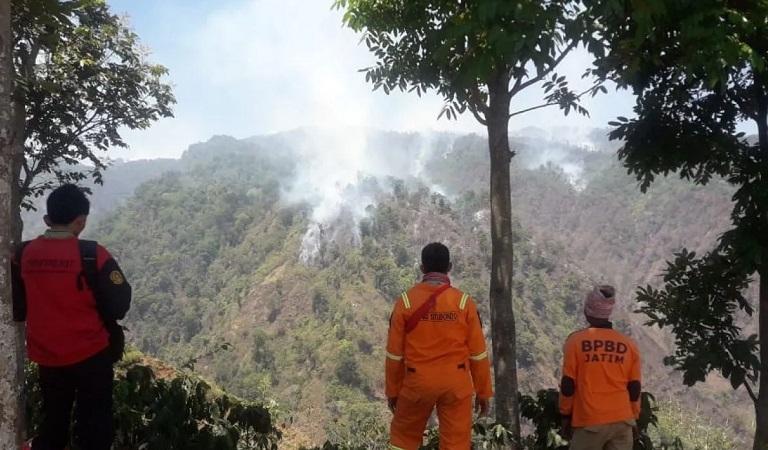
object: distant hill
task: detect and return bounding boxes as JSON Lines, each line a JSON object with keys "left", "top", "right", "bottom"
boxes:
{"left": 22, "top": 158, "right": 178, "bottom": 239}
{"left": 32, "top": 128, "right": 753, "bottom": 446}
{"left": 85, "top": 133, "right": 591, "bottom": 445}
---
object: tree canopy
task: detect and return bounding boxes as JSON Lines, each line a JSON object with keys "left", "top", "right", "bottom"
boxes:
{"left": 335, "top": 0, "right": 603, "bottom": 122}
{"left": 589, "top": 1, "right": 768, "bottom": 447}
{"left": 12, "top": 0, "right": 174, "bottom": 210}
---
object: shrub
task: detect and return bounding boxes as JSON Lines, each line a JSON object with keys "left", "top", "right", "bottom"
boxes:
{"left": 24, "top": 359, "right": 282, "bottom": 450}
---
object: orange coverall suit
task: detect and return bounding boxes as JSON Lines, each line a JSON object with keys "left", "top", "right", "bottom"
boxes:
{"left": 386, "top": 279, "right": 493, "bottom": 450}
{"left": 559, "top": 324, "right": 642, "bottom": 448}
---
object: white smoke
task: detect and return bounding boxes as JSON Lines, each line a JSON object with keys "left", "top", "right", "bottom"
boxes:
{"left": 524, "top": 146, "right": 586, "bottom": 188}
{"left": 512, "top": 126, "right": 593, "bottom": 189}
{"left": 286, "top": 126, "right": 607, "bottom": 264}
{"left": 283, "top": 128, "right": 454, "bottom": 265}
{"left": 284, "top": 127, "right": 369, "bottom": 222}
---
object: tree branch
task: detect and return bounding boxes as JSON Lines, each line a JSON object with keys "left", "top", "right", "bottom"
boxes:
{"left": 510, "top": 65, "right": 525, "bottom": 94}
{"left": 21, "top": 158, "right": 35, "bottom": 194}
{"left": 509, "top": 101, "right": 559, "bottom": 118}
{"left": 510, "top": 40, "right": 578, "bottom": 96}
{"left": 509, "top": 81, "right": 603, "bottom": 118}
{"left": 20, "top": 39, "right": 42, "bottom": 79}
{"left": 744, "top": 380, "right": 758, "bottom": 404}
{"left": 467, "top": 84, "right": 488, "bottom": 125}
{"left": 728, "top": 88, "right": 757, "bottom": 122}
{"left": 54, "top": 110, "right": 99, "bottom": 158}
{"left": 469, "top": 105, "right": 487, "bottom": 126}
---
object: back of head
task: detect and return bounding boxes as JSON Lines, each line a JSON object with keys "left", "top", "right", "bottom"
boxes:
{"left": 421, "top": 242, "right": 450, "bottom": 273}
{"left": 47, "top": 184, "right": 90, "bottom": 226}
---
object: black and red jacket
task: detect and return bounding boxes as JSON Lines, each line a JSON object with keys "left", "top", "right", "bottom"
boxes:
{"left": 11, "top": 232, "right": 131, "bottom": 367}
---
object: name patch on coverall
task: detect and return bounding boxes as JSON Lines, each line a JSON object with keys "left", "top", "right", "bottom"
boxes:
{"left": 421, "top": 311, "right": 458, "bottom": 322}
{"left": 581, "top": 339, "right": 628, "bottom": 364}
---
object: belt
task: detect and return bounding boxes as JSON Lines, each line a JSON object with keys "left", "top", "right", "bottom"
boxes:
{"left": 407, "top": 363, "right": 465, "bottom": 373}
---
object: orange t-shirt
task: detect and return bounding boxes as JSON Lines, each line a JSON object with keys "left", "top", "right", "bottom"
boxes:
{"left": 559, "top": 326, "right": 642, "bottom": 427}
{"left": 385, "top": 282, "right": 493, "bottom": 399}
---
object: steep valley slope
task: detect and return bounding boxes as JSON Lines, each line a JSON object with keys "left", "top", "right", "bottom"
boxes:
{"left": 25, "top": 129, "right": 753, "bottom": 446}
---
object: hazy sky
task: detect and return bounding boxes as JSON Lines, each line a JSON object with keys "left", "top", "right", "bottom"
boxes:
{"left": 107, "top": 0, "right": 636, "bottom": 160}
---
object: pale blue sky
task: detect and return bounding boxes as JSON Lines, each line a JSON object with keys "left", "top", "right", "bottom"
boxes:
{"left": 107, "top": 0, "right": 636, "bottom": 160}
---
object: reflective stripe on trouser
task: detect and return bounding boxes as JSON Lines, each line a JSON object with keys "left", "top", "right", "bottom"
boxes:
{"left": 390, "top": 364, "right": 473, "bottom": 450}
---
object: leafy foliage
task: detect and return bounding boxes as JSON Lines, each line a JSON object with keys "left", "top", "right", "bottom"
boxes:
{"left": 334, "top": 0, "right": 600, "bottom": 122}
{"left": 637, "top": 250, "right": 758, "bottom": 389}
{"left": 591, "top": 1, "right": 768, "bottom": 446}
{"left": 591, "top": 0, "right": 768, "bottom": 412}
{"left": 12, "top": 0, "right": 174, "bottom": 208}
{"left": 25, "top": 352, "right": 282, "bottom": 449}
{"left": 651, "top": 400, "right": 735, "bottom": 450}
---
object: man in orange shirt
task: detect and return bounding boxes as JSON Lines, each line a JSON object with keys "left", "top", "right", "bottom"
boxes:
{"left": 385, "top": 242, "right": 492, "bottom": 450}
{"left": 559, "top": 286, "right": 641, "bottom": 450}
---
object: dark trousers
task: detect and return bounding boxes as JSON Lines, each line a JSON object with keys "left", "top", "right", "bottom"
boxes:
{"left": 34, "top": 350, "right": 114, "bottom": 450}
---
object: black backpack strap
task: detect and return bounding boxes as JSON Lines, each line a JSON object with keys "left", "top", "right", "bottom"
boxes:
{"left": 78, "top": 239, "right": 98, "bottom": 292}
{"left": 78, "top": 239, "right": 126, "bottom": 363}
{"left": 14, "top": 241, "right": 31, "bottom": 265}
{"left": 12, "top": 241, "right": 31, "bottom": 321}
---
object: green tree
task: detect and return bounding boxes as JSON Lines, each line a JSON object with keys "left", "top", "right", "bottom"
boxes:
{"left": 333, "top": 0, "right": 602, "bottom": 441}
{"left": 0, "top": 0, "right": 24, "bottom": 446}
{"left": 10, "top": 0, "right": 174, "bottom": 242}
{"left": 590, "top": 1, "right": 768, "bottom": 448}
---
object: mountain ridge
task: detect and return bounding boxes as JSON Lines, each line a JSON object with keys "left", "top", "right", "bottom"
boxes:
{"left": 23, "top": 128, "right": 753, "bottom": 446}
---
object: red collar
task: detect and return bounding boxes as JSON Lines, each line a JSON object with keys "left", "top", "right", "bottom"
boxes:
{"left": 422, "top": 272, "right": 450, "bottom": 285}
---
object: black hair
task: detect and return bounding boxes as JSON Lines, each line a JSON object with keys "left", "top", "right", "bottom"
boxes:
{"left": 46, "top": 184, "right": 90, "bottom": 225}
{"left": 421, "top": 242, "right": 450, "bottom": 273}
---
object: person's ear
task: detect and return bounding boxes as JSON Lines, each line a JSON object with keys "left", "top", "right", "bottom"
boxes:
{"left": 447, "top": 262, "right": 453, "bottom": 273}
{"left": 43, "top": 215, "right": 52, "bottom": 227}
{"left": 73, "top": 215, "right": 88, "bottom": 234}
{"left": 420, "top": 264, "right": 426, "bottom": 274}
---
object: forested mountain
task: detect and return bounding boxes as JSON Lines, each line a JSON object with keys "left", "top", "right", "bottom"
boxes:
{"left": 29, "top": 129, "right": 750, "bottom": 447}
{"left": 425, "top": 132, "right": 753, "bottom": 444}
{"left": 22, "top": 158, "right": 178, "bottom": 239}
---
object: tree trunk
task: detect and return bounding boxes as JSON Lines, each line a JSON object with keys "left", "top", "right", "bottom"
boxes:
{"left": 755, "top": 84, "right": 768, "bottom": 449}
{"left": 0, "top": 0, "right": 23, "bottom": 446}
{"left": 10, "top": 99, "right": 23, "bottom": 244}
{"left": 756, "top": 270, "right": 768, "bottom": 450}
{"left": 753, "top": 86, "right": 768, "bottom": 450}
{"left": 10, "top": 172, "right": 22, "bottom": 243}
{"left": 486, "top": 71, "right": 521, "bottom": 445}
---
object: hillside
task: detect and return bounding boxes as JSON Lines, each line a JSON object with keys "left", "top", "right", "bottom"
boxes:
{"left": 89, "top": 133, "right": 594, "bottom": 446}
{"left": 36, "top": 128, "right": 752, "bottom": 447}
{"left": 22, "top": 158, "right": 178, "bottom": 239}
{"left": 426, "top": 131, "right": 754, "bottom": 439}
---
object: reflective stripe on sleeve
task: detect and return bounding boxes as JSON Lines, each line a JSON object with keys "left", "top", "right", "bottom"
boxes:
{"left": 386, "top": 352, "right": 403, "bottom": 361}
{"left": 459, "top": 293, "right": 469, "bottom": 310}
{"left": 469, "top": 351, "right": 488, "bottom": 361}
{"left": 401, "top": 292, "right": 411, "bottom": 309}
{"left": 390, "top": 445, "right": 406, "bottom": 450}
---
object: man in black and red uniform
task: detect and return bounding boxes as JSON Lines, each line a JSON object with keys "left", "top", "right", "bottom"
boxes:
{"left": 11, "top": 184, "right": 131, "bottom": 450}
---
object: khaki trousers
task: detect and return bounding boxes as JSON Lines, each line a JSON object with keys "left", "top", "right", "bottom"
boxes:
{"left": 569, "top": 421, "right": 634, "bottom": 450}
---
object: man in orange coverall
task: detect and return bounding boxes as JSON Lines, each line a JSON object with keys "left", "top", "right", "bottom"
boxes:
{"left": 385, "top": 242, "right": 493, "bottom": 450}
{"left": 559, "top": 286, "right": 642, "bottom": 450}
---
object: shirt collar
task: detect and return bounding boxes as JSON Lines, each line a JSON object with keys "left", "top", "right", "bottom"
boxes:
{"left": 421, "top": 272, "right": 451, "bottom": 285}
{"left": 43, "top": 229, "right": 76, "bottom": 239}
